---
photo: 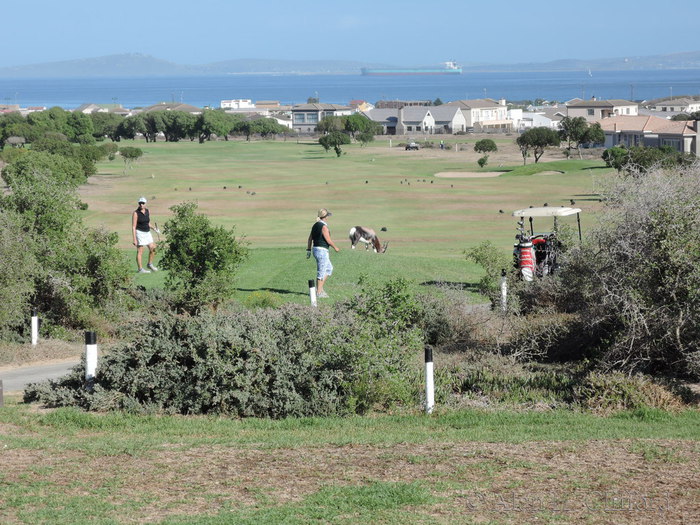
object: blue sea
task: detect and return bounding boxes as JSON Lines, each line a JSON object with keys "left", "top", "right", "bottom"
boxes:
{"left": 1, "top": 69, "right": 700, "bottom": 109}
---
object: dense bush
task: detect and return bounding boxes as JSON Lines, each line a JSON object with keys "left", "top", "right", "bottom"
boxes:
{"left": 0, "top": 149, "right": 132, "bottom": 336}
{"left": 161, "top": 201, "right": 249, "bottom": 313}
{"left": 25, "top": 279, "right": 426, "bottom": 417}
{"left": 514, "top": 165, "right": 700, "bottom": 378}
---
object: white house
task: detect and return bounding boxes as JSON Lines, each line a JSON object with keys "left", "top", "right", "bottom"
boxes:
{"left": 430, "top": 105, "right": 467, "bottom": 134}
{"left": 291, "top": 103, "right": 352, "bottom": 133}
{"left": 445, "top": 98, "right": 512, "bottom": 131}
{"left": 221, "top": 99, "right": 255, "bottom": 110}
{"left": 566, "top": 99, "right": 638, "bottom": 122}
{"left": 651, "top": 98, "right": 700, "bottom": 114}
{"left": 396, "top": 107, "right": 435, "bottom": 135}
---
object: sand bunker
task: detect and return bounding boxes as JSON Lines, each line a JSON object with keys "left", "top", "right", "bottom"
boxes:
{"left": 434, "top": 171, "right": 504, "bottom": 178}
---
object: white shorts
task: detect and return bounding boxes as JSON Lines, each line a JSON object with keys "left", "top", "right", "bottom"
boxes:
{"left": 136, "top": 230, "right": 154, "bottom": 246}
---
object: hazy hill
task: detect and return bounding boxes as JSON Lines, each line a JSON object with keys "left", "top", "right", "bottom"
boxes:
{"left": 0, "top": 51, "right": 699, "bottom": 78}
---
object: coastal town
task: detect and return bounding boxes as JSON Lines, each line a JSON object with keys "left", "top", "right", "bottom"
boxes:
{"left": 2, "top": 94, "right": 699, "bottom": 155}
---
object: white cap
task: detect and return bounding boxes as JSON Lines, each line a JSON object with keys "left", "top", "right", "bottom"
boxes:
{"left": 138, "top": 196, "right": 147, "bottom": 204}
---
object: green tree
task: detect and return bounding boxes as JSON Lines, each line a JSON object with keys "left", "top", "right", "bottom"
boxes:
{"left": 559, "top": 117, "right": 604, "bottom": 159}
{"left": 118, "top": 146, "right": 143, "bottom": 174}
{"left": 1, "top": 153, "right": 131, "bottom": 332}
{"left": 0, "top": 209, "right": 39, "bottom": 337}
{"left": 66, "top": 112, "right": 95, "bottom": 144}
{"left": 116, "top": 115, "right": 146, "bottom": 141}
{"left": 671, "top": 111, "right": 700, "bottom": 121}
{"left": 319, "top": 131, "right": 351, "bottom": 157}
{"left": 195, "top": 110, "right": 238, "bottom": 143}
{"left": 357, "top": 130, "right": 375, "bottom": 146}
{"left": 2, "top": 149, "right": 85, "bottom": 187}
{"left": 159, "top": 111, "right": 196, "bottom": 142}
{"left": 0, "top": 112, "right": 26, "bottom": 147}
{"left": 344, "top": 113, "right": 381, "bottom": 139}
{"left": 602, "top": 146, "right": 628, "bottom": 172}
{"left": 603, "top": 145, "right": 694, "bottom": 174}
{"left": 474, "top": 138, "right": 498, "bottom": 153}
{"left": 317, "top": 115, "right": 345, "bottom": 134}
{"left": 140, "top": 113, "right": 164, "bottom": 142}
{"left": 27, "top": 107, "right": 70, "bottom": 137}
{"left": 90, "top": 112, "right": 124, "bottom": 141}
{"left": 433, "top": 98, "right": 443, "bottom": 106}
{"left": 161, "top": 202, "right": 249, "bottom": 313}
{"left": 516, "top": 127, "right": 561, "bottom": 164}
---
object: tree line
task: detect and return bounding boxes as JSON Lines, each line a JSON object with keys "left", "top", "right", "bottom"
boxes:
{"left": 0, "top": 107, "right": 294, "bottom": 148}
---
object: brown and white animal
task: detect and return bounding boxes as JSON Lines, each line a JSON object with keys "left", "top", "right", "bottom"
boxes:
{"left": 348, "top": 226, "right": 388, "bottom": 253}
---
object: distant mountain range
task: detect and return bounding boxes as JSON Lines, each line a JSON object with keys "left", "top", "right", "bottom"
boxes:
{"left": 1, "top": 51, "right": 700, "bottom": 78}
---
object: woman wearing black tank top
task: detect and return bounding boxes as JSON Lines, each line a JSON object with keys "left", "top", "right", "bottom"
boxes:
{"left": 306, "top": 208, "right": 340, "bottom": 298}
{"left": 132, "top": 196, "right": 159, "bottom": 273}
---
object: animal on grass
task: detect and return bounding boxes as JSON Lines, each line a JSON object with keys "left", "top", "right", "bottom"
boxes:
{"left": 348, "top": 226, "right": 388, "bottom": 253}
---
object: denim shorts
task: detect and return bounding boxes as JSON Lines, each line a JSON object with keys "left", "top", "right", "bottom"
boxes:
{"left": 313, "top": 247, "right": 333, "bottom": 280}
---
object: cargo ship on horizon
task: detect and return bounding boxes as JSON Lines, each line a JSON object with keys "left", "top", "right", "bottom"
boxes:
{"left": 361, "top": 61, "right": 462, "bottom": 76}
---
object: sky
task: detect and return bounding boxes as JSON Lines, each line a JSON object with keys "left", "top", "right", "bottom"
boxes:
{"left": 3, "top": 0, "right": 700, "bottom": 68}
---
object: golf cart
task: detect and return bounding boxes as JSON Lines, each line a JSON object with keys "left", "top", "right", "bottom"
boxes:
{"left": 511, "top": 206, "right": 582, "bottom": 281}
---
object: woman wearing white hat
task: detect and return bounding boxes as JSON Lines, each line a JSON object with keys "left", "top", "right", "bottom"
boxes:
{"left": 306, "top": 208, "right": 340, "bottom": 298}
{"left": 132, "top": 196, "right": 159, "bottom": 273}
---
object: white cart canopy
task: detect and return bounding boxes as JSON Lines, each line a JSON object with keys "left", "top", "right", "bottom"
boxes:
{"left": 512, "top": 206, "right": 582, "bottom": 218}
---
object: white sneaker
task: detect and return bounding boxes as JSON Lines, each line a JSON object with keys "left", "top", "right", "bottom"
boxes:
{"left": 137, "top": 268, "right": 151, "bottom": 274}
{"left": 147, "top": 263, "right": 158, "bottom": 271}
{"left": 317, "top": 291, "right": 329, "bottom": 298}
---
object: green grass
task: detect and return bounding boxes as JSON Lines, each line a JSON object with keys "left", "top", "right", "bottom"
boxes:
{"left": 1, "top": 401, "right": 698, "bottom": 455}
{"left": 0, "top": 400, "right": 697, "bottom": 523}
{"left": 86, "top": 139, "right": 611, "bottom": 302}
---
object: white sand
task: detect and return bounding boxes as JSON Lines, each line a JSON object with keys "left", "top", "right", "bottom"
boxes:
{"left": 434, "top": 171, "right": 504, "bottom": 178}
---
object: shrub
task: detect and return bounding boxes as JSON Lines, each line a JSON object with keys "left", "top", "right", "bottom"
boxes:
{"left": 161, "top": 201, "right": 249, "bottom": 313}
{"left": 26, "top": 282, "right": 425, "bottom": 417}
{"left": 573, "top": 371, "right": 685, "bottom": 415}
{"left": 474, "top": 139, "right": 497, "bottom": 153}
{"left": 477, "top": 155, "right": 489, "bottom": 168}
{"left": 516, "top": 165, "right": 700, "bottom": 378}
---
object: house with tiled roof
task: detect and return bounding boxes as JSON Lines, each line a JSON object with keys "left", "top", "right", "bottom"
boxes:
{"left": 597, "top": 115, "right": 699, "bottom": 154}
{"left": 567, "top": 99, "right": 638, "bottom": 122}
{"left": 444, "top": 99, "right": 512, "bottom": 131}
{"left": 291, "top": 103, "right": 352, "bottom": 133}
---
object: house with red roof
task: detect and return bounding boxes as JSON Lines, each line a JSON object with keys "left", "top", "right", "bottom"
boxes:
{"left": 597, "top": 115, "right": 699, "bottom": 154}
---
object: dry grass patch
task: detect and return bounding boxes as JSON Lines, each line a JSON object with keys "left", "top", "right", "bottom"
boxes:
{"left": 1, "top": 440, "right": 698, "bottom": 523}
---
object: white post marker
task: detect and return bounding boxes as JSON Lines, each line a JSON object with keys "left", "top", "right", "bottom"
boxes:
{"left": 85, "top": 331, "right": 98, "bottom": 388}
{"left": 500, "top": 269, "right": 508, "bottom": 313}
{"left": 31, "top": 309, "right": 39, "bottom": 346}
{"left": 425, "top": 346, "right": 435, "bottom": 414}
{"left": 308, "top": 279, "right": 317, "bottom": 308}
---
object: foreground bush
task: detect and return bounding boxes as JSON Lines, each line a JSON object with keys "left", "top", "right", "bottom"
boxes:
{"left": 25, "top": 280, "right": 424, "bottom": 417}
{"left": 0, "top": 151, "right": 133, "bottom": 337}
{"left": 514, "top": 165, "right": 700, "bottom": 378}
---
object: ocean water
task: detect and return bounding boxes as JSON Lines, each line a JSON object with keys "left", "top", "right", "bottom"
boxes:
{"left": 1, "top": 69, "right": 699, "bottom": 109}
